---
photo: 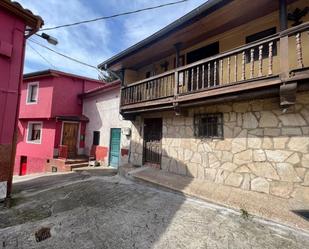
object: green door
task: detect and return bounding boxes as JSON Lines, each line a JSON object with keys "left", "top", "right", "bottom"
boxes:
{"left": 109, "top": 128, "right": 121, "bottom": 168}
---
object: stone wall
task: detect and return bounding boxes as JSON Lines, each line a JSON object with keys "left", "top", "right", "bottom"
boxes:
{"left": 130, "top": 91, "right": 309, "bottom": 200}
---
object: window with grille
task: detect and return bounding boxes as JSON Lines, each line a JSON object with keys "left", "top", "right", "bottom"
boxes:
{"left": 27, "top": 122, "right": 42, "bottom": 143}
{"left": 194, "top": 113, "right": 223, "bottom": 139}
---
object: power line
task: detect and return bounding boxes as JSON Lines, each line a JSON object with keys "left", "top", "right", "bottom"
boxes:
{"left": 40, "top": 0, "right": 188, "bottom": 31}
{"left": 28, "top": 39, "right": 99, "bottom": 71}
{"left": 27, "top": 43, "right": 56, "bottom": 69}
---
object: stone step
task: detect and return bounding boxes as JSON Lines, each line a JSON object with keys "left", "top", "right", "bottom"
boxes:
{"left": 67, "top": 162, "right": 89, "bottom": 171}
{"left": 72, "top": 166, "right": 118, "bottom": 176}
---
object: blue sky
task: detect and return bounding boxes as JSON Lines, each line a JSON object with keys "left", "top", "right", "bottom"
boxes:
{"left": 19, "top": 0, "right": 206, "bottom": 79}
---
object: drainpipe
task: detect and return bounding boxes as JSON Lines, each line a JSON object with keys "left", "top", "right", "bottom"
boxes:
{"left": 279, "top": 0, "right": 288, "bottom": 31}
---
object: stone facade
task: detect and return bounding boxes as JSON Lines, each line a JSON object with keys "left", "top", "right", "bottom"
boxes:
{"left": 130, "top": 91, "right": 309, "bottom": 200}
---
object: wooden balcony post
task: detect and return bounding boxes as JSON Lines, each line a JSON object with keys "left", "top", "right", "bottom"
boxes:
{"left": 174, "top": 43, "right": 182, "bottom": 97}
{"left": 279, "top": 35, "right": 289, "bottom": 80}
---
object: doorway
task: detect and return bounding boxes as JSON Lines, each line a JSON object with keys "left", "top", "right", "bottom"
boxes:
{"left": 20, "top": 156, "right": 27, "bottom": 176}
{"left": 62, "top": 122, "right": 79, "bottom": 158}
{"left": 109, "top": 128, "right": 121, "bottom": 168}
{"left": 143, "top": 118, "right": 162, "bottom": 168}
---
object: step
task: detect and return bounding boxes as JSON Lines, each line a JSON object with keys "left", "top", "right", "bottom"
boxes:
{"left": 67, "top": 162, "right": 89, "bottom": 171}
{"left": 72, "top": 166, "right": 118, "bottom": 176}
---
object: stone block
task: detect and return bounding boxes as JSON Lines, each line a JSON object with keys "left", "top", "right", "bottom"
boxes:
{"left": 303, "top": 171, "right": 309, "bottom": 186}
{"left": 251, "top": 177, "right": 270, "bottom": 194}
{"left": 273, "top": 137, "right": 289, "bottom": 149}
{"left": 204, "top": 168, "right": 217, "bottom": 181}
{"left": 215, "top": 169, "right": 229, "bottom": 184}
{"left": 191, "top": 152, "right": 202, "bottom": 164}
{"left": 259, "top": 111, "right": 278, "bottom": 127}
{"left": 243, "top": 112, "right": 258, "bottom": 129}
{"left": 264, "top": 128, "right": 281, "bottom": 137}
{"left": 186, "top": 162, "right": 198, "bottom": 178}
{"left": 247, "top": 162, "right": 279, "bottom": 180}
{"left": 262, "top": 137, "right": 273, "bottom": 149}
{"left": 233, "top": 102, "right": 249, "bottom": 113}
{"left": 288, "top": 137, "right": 309, "bottom": 153}
{"left": 253, "top": 149, "right": 266, "bottom": 162}
{"left": 225, "top": 172, "right": 243, "bottom": 187}
{"left": 286, "top": 153, "right": 300, "bottom": 165}
{"left": 233, "top": 150, "right": 252, "bottom": 165}
{"left": 275, "top": 163, "right": 302, "bottom": 182}
{"left": 217, "top": 104, "right": 233, "bottom": 112}
{"left": 281, "top": 128, "right": 302, "bottom": 136}
{"left": 241, "top": 173, "right": 251, "bottom": 190}
{"left": 220, "top": 162, "right": 239, "bottom": 171}
{"left": 279, "top": 114, "right": 307, "bottom": 126}
{"left": 208, "top": 153, "right": 221, "bottom": 168}
{"left": 232, "top": 130, "right": 247, "bottom": 153}
{"left": 301, "top": 154, "right": 309, "bottom": 168}
{"left": 295, "top": 167, "right": 306, "bottom": 180}
{"left": 248, "top": 135, "right": 262, "bottom": 149}
{"left": 270, "top": 181, "right": 293, "bottom": 198}
{"left": 265, "top": 150, "right": 293, "bottom": 162}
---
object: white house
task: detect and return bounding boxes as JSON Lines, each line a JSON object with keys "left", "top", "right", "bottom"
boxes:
{"left": 82, "top": 81, "right": 132, "bottom": 168}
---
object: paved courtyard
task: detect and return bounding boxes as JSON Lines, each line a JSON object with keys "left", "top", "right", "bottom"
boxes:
{"left": 0, "top": 173, "right": 309, "bottom": 249}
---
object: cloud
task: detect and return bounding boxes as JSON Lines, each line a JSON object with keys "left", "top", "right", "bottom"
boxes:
{"left": 18, "top": 0, "right": 206, "bottom": 78}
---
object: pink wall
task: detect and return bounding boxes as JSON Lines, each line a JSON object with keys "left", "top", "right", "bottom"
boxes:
{"left": 0, "top": 8, "right": 26, "bottom": 144}
{"left": 14, "top": 120, "right": 56, "bottom": 174}
{"left": 19, "top": 77, "right": 54, "bottom": 119}
{"left": 19, "top": 74, "right": 104, "bottom": 119}
{"left": 15, "top": 72, "right": 103, "bottom": 174}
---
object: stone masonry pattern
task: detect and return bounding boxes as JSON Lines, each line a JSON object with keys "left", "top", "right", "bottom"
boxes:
{"left": 130, "top": 92, "right": 309, "bottom": 201}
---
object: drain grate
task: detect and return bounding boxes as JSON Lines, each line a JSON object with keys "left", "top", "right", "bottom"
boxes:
{"left": 292, "top": 210, "right": 309, "bottom": 221}
{"left": 35, "top": 227, "right": 51, "bottom": 242}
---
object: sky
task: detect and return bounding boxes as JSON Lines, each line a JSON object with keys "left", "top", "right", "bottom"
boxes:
{"left": 19, "top": 0, "right": 206, "bottom": 79}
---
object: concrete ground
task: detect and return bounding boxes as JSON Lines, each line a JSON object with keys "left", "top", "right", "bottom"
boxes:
{"left": 0, "top": 173, "right": 309, "bottom": 249}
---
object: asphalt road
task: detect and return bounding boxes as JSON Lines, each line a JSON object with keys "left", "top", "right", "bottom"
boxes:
{"left": 0, "top": 173, "right": 308, "bottom": 249}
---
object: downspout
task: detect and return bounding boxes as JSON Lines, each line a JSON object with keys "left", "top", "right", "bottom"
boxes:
{"left": 279, "top": 0, "right": 288, "bottom": 31}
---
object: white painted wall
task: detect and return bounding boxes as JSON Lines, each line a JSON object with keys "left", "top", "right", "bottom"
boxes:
{"left": 83, "top": 87, "right": 132, "bottom": 166}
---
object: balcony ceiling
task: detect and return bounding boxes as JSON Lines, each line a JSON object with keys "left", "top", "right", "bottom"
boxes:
{"left": 106, "top": 0, "right": 295, "bottom": 71}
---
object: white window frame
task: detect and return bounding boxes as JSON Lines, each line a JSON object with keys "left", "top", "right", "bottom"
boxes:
{"left": 26, "top": 82, "right": 39, "bottom": 104}
{"left": 26, "top": 121, "right": 43, "bottom": 144}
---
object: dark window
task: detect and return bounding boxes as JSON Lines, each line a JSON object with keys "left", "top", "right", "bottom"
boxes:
{"left": 194, "top": 113, "right": 223, "bottom": 138}
{"left": 187, "top": 42, "right": 219, "bottom": 64}
{"left": 145, "top": 71, "right": 151, "bottom": 78}
{"left": 245, "top": 27, "right": 277, "bottom": 62}
{"left": 27, "top": 83, "right": 38, "bottom": 103}
{"left": 27, "top": 123, "right": 42, "bottom": 143}
{"left": 93, "top": 131, "right": 100, "bottom": 146}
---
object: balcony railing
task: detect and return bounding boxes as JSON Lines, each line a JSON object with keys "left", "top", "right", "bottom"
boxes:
{"left": 121, "top": 22, "right": 309, "bottom": 108}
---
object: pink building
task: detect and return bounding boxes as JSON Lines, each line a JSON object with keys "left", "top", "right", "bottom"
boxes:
{"left": 0, "top": 0, "right": 43, "bottom": 199}
{"left": 14, "top": 70, "right": 105, "bottom": 175}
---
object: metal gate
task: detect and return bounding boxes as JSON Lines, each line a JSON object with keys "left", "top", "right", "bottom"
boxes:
{"left": 143, "top": 118, "right": 162, "bottom": 166}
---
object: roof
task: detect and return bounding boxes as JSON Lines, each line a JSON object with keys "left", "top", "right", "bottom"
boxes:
{"left": 23, "top": 69, "right": 106, "bottom": 85}
{"left": 0, "top": 0, "right": 44, "bottom": 31}
{"left": 98, "top": 0, "right": 227, "bottom": 69}
{"left": 80, "top": 80, "right": 121, "bottom": 98}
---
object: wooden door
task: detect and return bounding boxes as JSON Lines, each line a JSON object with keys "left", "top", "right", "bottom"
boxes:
{"left": 62, "top": 123, "right": 79, "bottom": 158}
{"left": 143, "top": 118, "right": 162, "bottom": 167}
{"left": 109, "top": 128, "right": 121, "bottom": 168}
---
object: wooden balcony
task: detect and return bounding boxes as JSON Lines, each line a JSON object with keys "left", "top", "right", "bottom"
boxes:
{"left": 121, "top": 22, "right": 309, "bottom": 115}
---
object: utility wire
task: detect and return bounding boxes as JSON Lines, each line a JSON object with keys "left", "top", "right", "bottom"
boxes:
{"left": 40, "top": 0, "right": 188, "bottom": 31}
{"left": 28, "top": 39, "right": 99, "bottom": 71}
{"left": 28, "top": 43, "right": 56, "bottom": 69}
